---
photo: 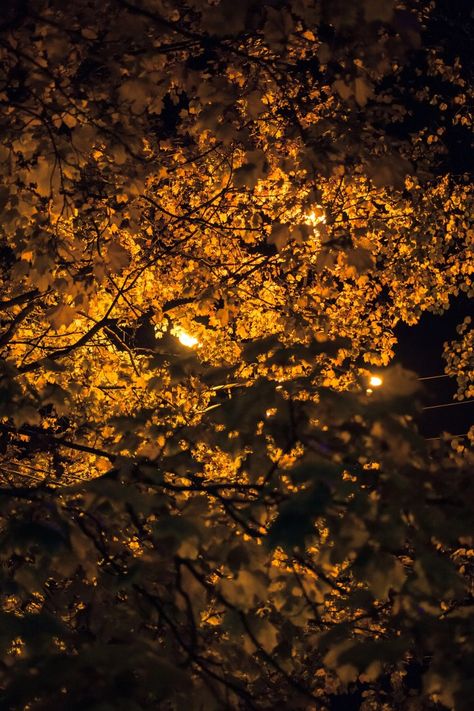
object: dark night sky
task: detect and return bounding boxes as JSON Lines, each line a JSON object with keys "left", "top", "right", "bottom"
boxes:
{"left": 390, "top": 0, "right": 473, "bottom": 440}
{"left": 395, "top": 293, "right": 473, "bottom": 438}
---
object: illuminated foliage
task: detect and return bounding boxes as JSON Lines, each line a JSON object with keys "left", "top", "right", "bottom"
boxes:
{"left": 0, "top": 1, "right": 473, "bottom": 709}
{"left": 444, "top": 317, "right": 474, "bottom": 402}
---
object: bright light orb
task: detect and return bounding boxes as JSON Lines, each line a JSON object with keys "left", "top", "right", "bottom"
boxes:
{"left": 177, "top": 331, "right": 199, "bottom": 348}
{"left": 369, "top": 375, "right": 383, "bottom": 388}
{"left": 305, "top": 207, "right": 326, "bottom": 227}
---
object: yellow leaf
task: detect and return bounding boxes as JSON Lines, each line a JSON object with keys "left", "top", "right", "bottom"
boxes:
{"left": 63, "top": 113, "right": 77, "bottom": 129}
{"left": 47, "top": 303, "right": 77, "bottom": 330}
{"left": 106, "top": 241, "right": 131, "bottom": 273}
{"left": 354, "top": 77, "right": 373, "bottom": 107}
{"left": 333, "top": 79, "right": 352, "bottom": 101}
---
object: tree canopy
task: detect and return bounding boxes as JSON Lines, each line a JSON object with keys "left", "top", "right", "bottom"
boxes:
{"left": 0, "top": 1, "right": 473, "bottom": 709}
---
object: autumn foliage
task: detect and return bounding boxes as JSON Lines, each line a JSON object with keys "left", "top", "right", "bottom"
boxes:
{"left": 0, "top": 1, "right": 473, "bottom": 709}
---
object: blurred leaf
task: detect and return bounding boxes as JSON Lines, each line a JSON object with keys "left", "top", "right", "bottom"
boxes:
{"left": 267, "top": 482, "right": 331, "bottom": 550}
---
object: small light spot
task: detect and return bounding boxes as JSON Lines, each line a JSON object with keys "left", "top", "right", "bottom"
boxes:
{"left": 369, "top": 375, "right": 383, "bottom": 388}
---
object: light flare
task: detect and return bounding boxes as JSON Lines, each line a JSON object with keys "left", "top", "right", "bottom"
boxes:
{"left": 305, "top": 207, "right": 326, "bottom": 227}
{"left": 176, "top": 330, "right": 199, "bottom": 348}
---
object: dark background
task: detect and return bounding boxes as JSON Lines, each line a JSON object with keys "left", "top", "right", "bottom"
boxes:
{"left": 395, "top": 293, "right": 473, "bottom": 438}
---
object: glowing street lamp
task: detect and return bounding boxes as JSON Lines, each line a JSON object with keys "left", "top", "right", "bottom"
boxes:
{"left": 305, "top": 207, "right": 326, "bottom": 227}
{"left": 369, "top": 375, "right": 383, "bottom": 388}
{"left": 176, "top": 330, "right": 199, "bottom": 348}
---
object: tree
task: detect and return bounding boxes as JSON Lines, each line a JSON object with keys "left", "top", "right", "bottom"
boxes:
{"left": 0, "top": 1, "right": 473, "bottom": 708}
